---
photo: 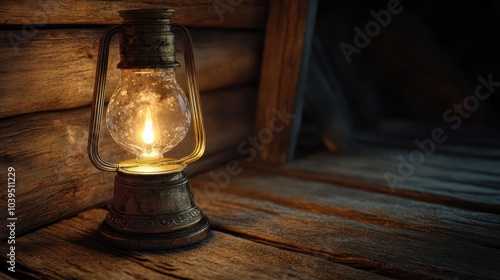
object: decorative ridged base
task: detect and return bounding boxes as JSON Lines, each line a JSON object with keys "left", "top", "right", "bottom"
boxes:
{"left": 99, "top": 216, "right": 210, "bottom": 250}
{"left": 98, "top": 171, "right": 210, "bottom": 250}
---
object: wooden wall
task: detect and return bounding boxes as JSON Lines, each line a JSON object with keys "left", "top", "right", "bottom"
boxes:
{"left": 255, "top": 0, "right": 317, "bottom": 163}
{"left": 0, "top": 0, "right": 268, "bottom": 238}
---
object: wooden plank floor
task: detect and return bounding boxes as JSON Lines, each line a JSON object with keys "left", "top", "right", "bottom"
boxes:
{"left": 1, "top": 144, "right": 500, "bottom": 279}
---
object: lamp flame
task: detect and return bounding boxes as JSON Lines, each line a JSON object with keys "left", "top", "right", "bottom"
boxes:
{"left": 142, "top": 107, "right": 154, "bottom": 145}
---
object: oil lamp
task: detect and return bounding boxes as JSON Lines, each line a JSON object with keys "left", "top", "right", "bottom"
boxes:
{"left": 87, "top": 9, "right": 209, "bottom": 250}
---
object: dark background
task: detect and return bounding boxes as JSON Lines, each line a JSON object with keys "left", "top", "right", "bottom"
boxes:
{"left": 314, "top": 0, "right": 500, "bottom": 130}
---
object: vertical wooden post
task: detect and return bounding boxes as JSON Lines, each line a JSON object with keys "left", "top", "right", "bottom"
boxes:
{"left": 255, "top": 0, "right": 318, "bottom": 163}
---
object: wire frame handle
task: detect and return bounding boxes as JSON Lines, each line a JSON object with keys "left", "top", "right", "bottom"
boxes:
{"left": 87, "top": 24, "right": 206, "bottom": 172}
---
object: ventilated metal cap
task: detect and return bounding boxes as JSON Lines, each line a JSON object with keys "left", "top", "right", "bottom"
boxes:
{"left": 117, "top": 9, "right": 180, "bottom": 69}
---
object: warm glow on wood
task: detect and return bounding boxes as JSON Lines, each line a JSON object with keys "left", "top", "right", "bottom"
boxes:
{"left": 143, "top": 107, "right": 154, "bottom": 144}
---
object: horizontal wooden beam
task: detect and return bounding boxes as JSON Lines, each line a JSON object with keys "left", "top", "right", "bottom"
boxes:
{"left": 0, "top": 86, "right": 256, "bottom": 237}
{"left": 0, "top": 28, "right": 263, "bottom": 119}
{"left": 0, "top": 0, "right": 269, "bottom": 29}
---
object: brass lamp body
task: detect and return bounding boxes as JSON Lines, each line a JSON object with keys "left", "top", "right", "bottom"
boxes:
{"left": 100, "top": 172, "right": 209, "bottom": 249}
{"left": 87, "top": 9, "right": 209, "bottom": 250}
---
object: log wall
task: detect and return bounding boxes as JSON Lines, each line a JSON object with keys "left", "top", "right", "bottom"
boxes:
{"left": 0, "top": 0, "right": 267, "bottom": 237}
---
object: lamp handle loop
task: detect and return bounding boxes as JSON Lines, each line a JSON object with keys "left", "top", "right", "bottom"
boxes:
{"left": 171, "top": 24, "right": 206, "bottom": 165}
{"left": 88, "top": 24, "right": 205, "bottom": 172}
{"left": 87, "top": 25, "right": 122, "bottom": 172}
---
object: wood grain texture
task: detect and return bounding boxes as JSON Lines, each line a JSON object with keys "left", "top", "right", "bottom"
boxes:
{"left": 0, "top": 86, "right": 256, "bottom": 237}
{"left": 4, "top": 161, "right": 498, "bottom": 279}
{"left": 191, "top": 168, "right": 500, "bottom": 279}
{"left": 2, "top": 149, "right": 499, "bottom": 278}
{"left": 254, "top": 0, "right": 316, "bottom": 163}
{"left": 272, "top": 147, "right": 500, "bottom": 214}
{"left": 0, "top": 0, "right": 269, "bottom": 29}
{"left": 0, "top": 209, "right": 387, "bottom": 280}
{"left": 194, "top": 168, "right": 500, "bottom": 248}
{"left": 0, "top": 272, "right": 16, "bottom": 279}
{"left": 0, "top": 28, "right": 263, "bottom": 119}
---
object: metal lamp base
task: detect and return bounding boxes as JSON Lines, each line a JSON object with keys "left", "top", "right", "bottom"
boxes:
{"left": 99, "top": 216, "right": 209, "bottom": 250}
{"left": 99, "top": 171, "right": 210, "bottom": 250}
